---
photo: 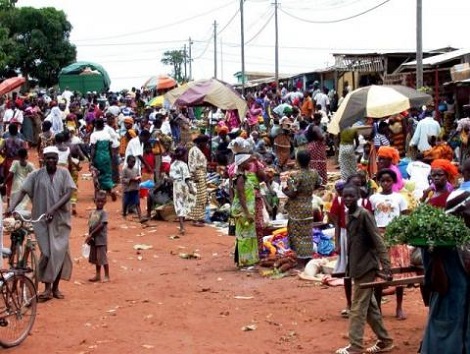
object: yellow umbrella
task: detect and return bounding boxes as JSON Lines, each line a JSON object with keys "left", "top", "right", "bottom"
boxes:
{"left": 148, "top": 95, "right": 165, "bottom": 107}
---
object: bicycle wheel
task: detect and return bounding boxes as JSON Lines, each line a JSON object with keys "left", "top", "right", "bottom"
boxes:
{"left": 22, "top": 248, "right": 39, "bottom": 291}
{"left": 0, "top": 274, "right": 37, "bottom": 348}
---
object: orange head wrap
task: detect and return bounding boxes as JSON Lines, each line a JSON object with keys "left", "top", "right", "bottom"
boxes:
{"left": 218, "top": 126, "right": 229, "bottom": 134}
{"left": 431, "top": 159, "right": 459, "bottom": 182}
{"left": 377, "top": 146, "right": 400, "bottom": 165}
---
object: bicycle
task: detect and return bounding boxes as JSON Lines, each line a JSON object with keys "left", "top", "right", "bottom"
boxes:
{"left": 3, "top": 212, "right": 45, "bottom": 290}
{"left": 0, "top": 268, "right": 37, "bottom": 347}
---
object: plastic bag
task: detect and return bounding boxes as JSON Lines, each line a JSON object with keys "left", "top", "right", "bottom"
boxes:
{"left": 81, "top": 243, "right": 90, "bottom": 258}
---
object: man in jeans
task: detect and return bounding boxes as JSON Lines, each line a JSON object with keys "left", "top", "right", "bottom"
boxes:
{"left": 335, "top": 184, "right": 394, "bottom": 354}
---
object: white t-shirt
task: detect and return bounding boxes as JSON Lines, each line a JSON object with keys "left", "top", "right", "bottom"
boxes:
{"left": 369, "top": 192, "right": 408, "bottom": 228}
{"left": 314, "top": 93, "right": 330, "bottom": 112}
{"left": 103, "top": 124, "right": 120, "bottom": 149}
{"left": 3, "top": 108, "right": 24, "bottom": 125}
{"left": 406, "top": 161, "right": 431, "bottom": 193}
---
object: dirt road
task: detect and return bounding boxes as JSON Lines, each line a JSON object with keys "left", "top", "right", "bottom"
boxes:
{"left": 8, "top": 174, "right": 426, "bottom": 354}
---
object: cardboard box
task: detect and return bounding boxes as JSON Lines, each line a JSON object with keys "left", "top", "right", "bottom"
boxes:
{"left": 451, "top": 63, "right": 470, "bottom": 82}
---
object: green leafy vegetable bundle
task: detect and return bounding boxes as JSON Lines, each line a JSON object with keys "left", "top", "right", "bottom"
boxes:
{"left": 384, "top": 204, "right": 470, "bottom": 247}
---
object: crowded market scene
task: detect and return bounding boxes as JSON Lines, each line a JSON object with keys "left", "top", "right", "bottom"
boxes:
{"left": 0, "top": 0, "right": 469, "bottom": 353}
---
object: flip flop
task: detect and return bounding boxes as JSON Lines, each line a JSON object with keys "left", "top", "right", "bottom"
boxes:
{"left": 38, "top": 292, "right": 53, "bottom": 302}
{"left": 53, "top": 291, "right": 65, "bottom": 299}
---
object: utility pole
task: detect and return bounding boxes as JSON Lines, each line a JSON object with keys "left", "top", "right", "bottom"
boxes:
{"left": 183, "top": 44, "right": 187, "bottom": 82}
{"left": 416, "top": 0, "right": 423, "bottom": 89}
{"left": 213, "top": 21, "right": 217, "bottom": 79}
{"left": 188, "top": 37, "right": 193, "bottom": 81}
{"left": 240, "top": 0, "right": 245, "bottom": 96}
{"left": 274, "top": 0, "right": 279, "bottom": 88}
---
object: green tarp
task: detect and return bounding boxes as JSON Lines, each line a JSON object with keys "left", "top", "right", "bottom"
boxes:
{"left": 59, "top": 61, "right": 111, "bottom": 88}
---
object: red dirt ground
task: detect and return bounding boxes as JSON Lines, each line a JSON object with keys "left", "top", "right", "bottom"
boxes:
{"left": 5, "top": 167, "right": 427, "bottom": 354}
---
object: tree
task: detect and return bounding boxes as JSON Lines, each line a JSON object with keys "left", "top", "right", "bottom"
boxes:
{"left": 0, "top": 6, "right": 76, "bottom": 87}
{"left": 161, "top": 50, "right": 187, "bottom": 82}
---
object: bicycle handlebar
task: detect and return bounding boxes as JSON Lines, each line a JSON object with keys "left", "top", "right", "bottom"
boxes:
{"left": 13, "top": 212, "right": 47, "bottom": 223}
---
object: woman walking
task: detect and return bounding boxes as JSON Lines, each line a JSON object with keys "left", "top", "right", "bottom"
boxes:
{"left": 283, "top": 150, "right": 321, "bottom": 265}
{"left": 169, "top": 147, "right": 196, "bottom": 235}
{"left": 90, "top": 119, "right": 115, "bottom": 200}
{"left": 231, "top": 153, "right": 259, "bottom": 269}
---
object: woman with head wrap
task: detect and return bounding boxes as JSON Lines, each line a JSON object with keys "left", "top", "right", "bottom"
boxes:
{"left": 229, "top": 137, "right": 266, "bottom": 256}
{"left": 421, "top": 159, "right": 458, "bottom": 206}
{"left": 169, "top": 147, "right": 196, "bottom": 235}
{"left": 119, "top": 117, "right": 137, "bottom": 158}
{"left": 231, "top": 153, "right": 259, "bottom": 268}
{"left": 283, "top": 150, "right": 321, "bottom": 264}
{"left": 377, "top": 146, "right": 404, "bottom": 192}
{"left": 419, "top": 159, "right": 468, "bottom": 354}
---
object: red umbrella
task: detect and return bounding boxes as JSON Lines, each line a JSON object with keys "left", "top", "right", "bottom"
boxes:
{"left": 0, "top": 77, "right": 26, "bottom": 96}
{"left": 142, "top": 75, "right": 177, "bottom": 91}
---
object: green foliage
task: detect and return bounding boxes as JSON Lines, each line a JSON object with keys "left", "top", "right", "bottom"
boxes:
{"left": 384, "top": 204, "right": 470, "bottom": 247}
{"left": 0, "top": 6, "right": 76, "bottom": 87}
{"left": 161, "top": 50, "right": 187, "bottom": 82}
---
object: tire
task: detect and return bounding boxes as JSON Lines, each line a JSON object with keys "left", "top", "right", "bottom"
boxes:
{"left": 0, "top": 274, "right": 37, "bottom": 348}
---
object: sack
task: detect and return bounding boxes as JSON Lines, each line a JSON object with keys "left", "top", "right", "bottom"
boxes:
{"left": 81, "top": 243, "right": 90, "bottom": 258}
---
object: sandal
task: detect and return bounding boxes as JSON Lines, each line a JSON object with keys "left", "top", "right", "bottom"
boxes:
{"left": 335, "top": 344, "right": 363, "bottom": 354}
{"left": 52, "top": 290, "right": 65, "bottom": 299}
{"left": 365, "top": 340, "right": 394, "bottom": 353}
{"left": 341, "top": 308, "right": 350, "bottom": 318}
{"left": 38, "top": 291, "right": 53, "bottom": 302}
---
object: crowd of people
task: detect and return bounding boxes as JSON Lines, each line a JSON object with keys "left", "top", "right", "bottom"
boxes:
{"left": 1, "top": 80, "right": 470, "bottom": 353}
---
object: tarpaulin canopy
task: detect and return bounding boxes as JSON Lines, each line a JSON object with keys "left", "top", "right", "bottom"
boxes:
{"left": 59, "top": 61, "right": 111, "bottom": 88}
{"left": 165, "top": 78, "right": 247, "bottom": 118}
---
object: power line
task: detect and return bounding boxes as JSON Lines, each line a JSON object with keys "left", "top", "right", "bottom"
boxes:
{"left": 217, "top": 8, "right": 240, "bottom": 36}
{"left": 73, "top": 0, "right": 237, "bottom": 42}
{"left": 77, "top": 39, "right": 193, "bottom": 47}
{"left": 245, "top": 10, "right": 275, "bottom": 45}
{"left": 281, "top": 0, "right": 364, "bottom": 12}
{"left": 279, "top": 0, "right": 392, "bottom": 24}
{"left": 193, "top": 35, "right": 214, "bottom": 60}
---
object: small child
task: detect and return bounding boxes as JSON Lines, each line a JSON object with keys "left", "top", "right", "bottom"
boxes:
{"left": 86, "top": 190, "right": 110, "bottom": 283}
{"left": 335, "top": 184, "right": 393, "bottom": 354}
{"left": 1, "top": 148, "right": 34, "bottom": 209}
{"left": 121, "top": 155, "right": 144, "bottom": 222}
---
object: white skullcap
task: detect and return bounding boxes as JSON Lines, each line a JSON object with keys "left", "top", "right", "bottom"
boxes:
{"left": 43, "top": 146, "right": 60, "bottom": 155}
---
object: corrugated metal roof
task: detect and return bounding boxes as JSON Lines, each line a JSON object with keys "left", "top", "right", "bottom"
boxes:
{"left": 402, "top": 48, "right": 470, "bottom": 67}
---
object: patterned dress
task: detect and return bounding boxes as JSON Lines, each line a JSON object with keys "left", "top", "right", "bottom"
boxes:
{"left": 307, "top": 140, "right": 327, "bottom": 184}
{"left": 285, "top": 168, "right": 319, "bottom": 259}
{"left": 187, "top": 146, "right": 207, "bottom": 221}
{"left": 169, "top": 160, "right": 196, "bottom": 217}
{"left": 231, "top": 173, "right": 259, "bottom": 267}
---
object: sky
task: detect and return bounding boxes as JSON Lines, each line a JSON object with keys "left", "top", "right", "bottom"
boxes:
{"left": 18, "top": 0, "right": 470, "bottom": 91}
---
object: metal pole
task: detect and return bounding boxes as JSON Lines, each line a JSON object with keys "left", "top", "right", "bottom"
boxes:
{"left": 189, "top": 37, "right": 193, "bottom": 81}
{"left": 274, "top": 0, "right": 279, "bottom": 88}
{"left": 240, "top": 0, "right": 245, "bottom": 96}
{"left": 213, "top": 21, "right": 217, "bottom": 79}
{"left": 416, "top": 0, "right": 423, "bottom": 89}
{"left": 183, "top": 44, "right": 187, "bottom": 82}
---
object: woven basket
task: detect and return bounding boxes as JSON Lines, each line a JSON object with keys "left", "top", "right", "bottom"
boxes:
{"left": 155, "top": 203, "right": 177, "bottom": 221}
